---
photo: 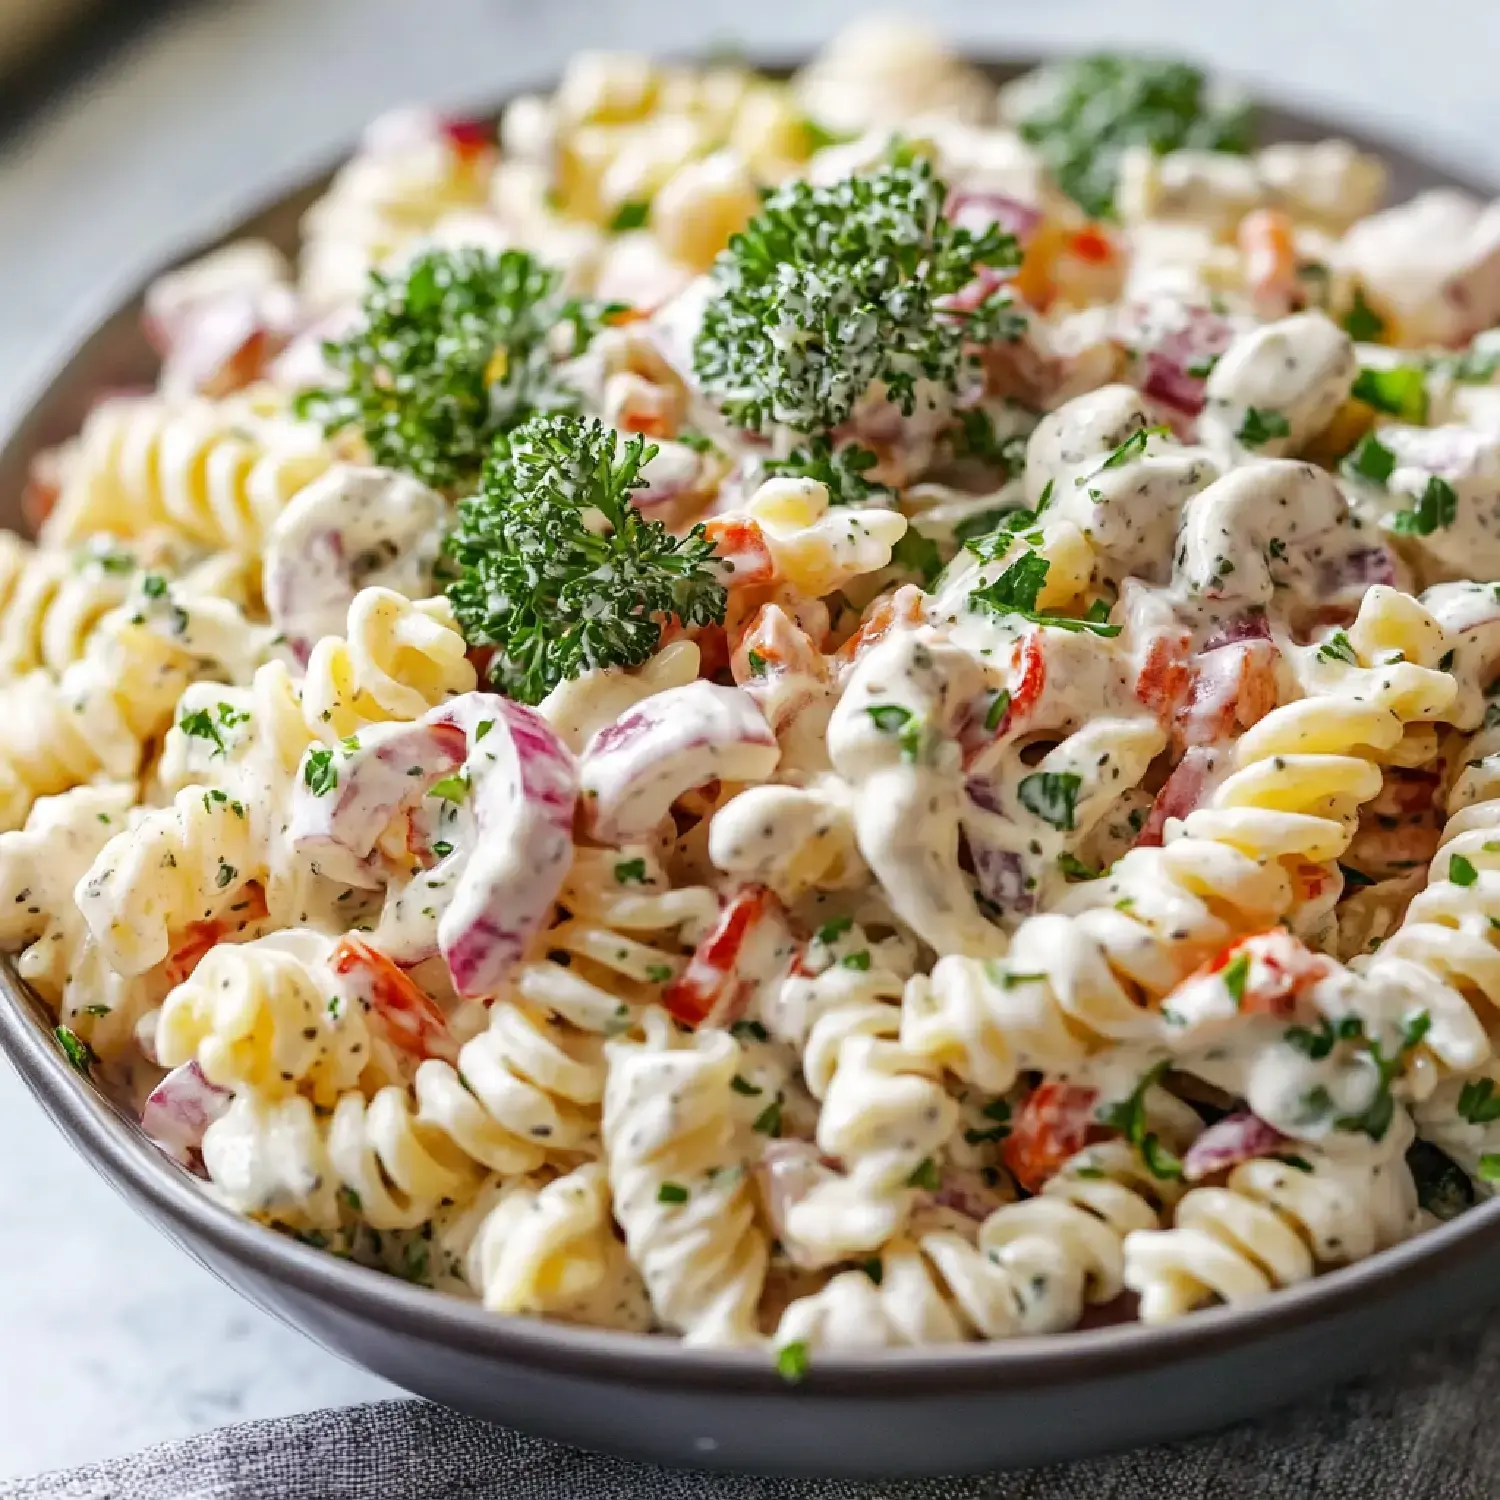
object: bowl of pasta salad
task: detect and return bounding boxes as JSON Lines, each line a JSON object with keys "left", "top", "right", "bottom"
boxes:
{"left": 6, "top": 19, "right": 1500, "bottom": 1477}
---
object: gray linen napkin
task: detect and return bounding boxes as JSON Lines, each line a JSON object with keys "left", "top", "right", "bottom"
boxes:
{"left": 6, "top": 1315, "right": 1499, "bottom": 1500}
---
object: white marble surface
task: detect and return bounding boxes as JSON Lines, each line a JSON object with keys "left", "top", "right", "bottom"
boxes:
{"left": 4, "top": 0, "right": 1500, "bottom": 1483}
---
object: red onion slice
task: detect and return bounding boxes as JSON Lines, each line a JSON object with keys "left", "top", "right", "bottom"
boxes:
{"left": 1182, "top": 1111, "right": 1288, "bottom": 1182}
{"left": 141, "top": 1061, "right": 232, "bottom": 1167}
{"left": 580, "top": 681, "right": 779, "bottom": 843}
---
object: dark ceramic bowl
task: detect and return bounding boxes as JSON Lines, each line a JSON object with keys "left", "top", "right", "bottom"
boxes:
{"left": 3, "top": 59, "right": 1499, "bottom": 1481}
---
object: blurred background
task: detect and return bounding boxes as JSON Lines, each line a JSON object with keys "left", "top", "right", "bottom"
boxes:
{"left": 2, "top": 0, "right": 1499, "bottom": 1480}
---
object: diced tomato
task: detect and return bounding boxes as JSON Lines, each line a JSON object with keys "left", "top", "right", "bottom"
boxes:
{"left": 1068, "top": 225, "right": 1117, "bottom": 266}
{"left": 731, "top": 604, "right": 826, "bottom": 687}
{"left": 439, "top": 115, "right": 496, "bottom": 162}
{"left": 331, "top": 935, "right": 456, "bottom": 1062}
{"left": 1288, "top": 859, "right": 1335, "bottom": 910}
{"left": 613, "top": 383, "right": 676, "bottom": 438}
{"left": 702, "top": 516, "right": 777, "bottom": 590}
{"left": 1003, "top": 1080, "right": 1100, "bottom": 1193}
{"left": 163, "top": 884, "right": 271, "bottom": 986}
{"left": 1238, "top": 208, "right": 1299, "bottom": 317}
{"left": 690, "top": 622, "right": 731, "bottom": 680}
{"left": 662, "top": 885, "right": 787, "bottom": 1029}
{"left": 1135, "top": 745, "right": 1218, "bottom": 847}
{"left": 960, "top": 627, "right": 1046, "bottom": 764}
{"left": 833, "top": 584, "right": 926, "bottom": 668}
{"left": 1192, "top": 928, "right": 1335, "bottom": 1019}
{"left": 1176, "top": 638, "right": 1280, "bottom": 749}
{"left": 1134, "top": 630, "right": 1194, "bottom": 725}
{"left": 466, "top": 644, "right": 497, "bottom": 684}
{"left": 22, "top": 450, "right": 63, "bottom": 531}
{"left": 1010, "top": 223, "right": 1065, "bottom": 312}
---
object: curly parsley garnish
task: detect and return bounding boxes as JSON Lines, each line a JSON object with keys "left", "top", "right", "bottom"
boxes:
{"left": 297, "top": 248, "right": 618, "bottom": 491}
{"left": 444, "top": 415, "right": 726, "bottom": 704}
{"left": 762, "top": 437, "right": 880, "bottom": 506}
{"left": 693, "top": 156, "right": 1021, "bottom": 435}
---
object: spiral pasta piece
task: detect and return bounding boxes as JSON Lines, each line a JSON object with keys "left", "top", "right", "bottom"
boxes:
{"left": 433, "top": 1163, "right": 651, "bottom": 1328}
{"left": 1411, "top": 1063, "right": 1500, "bottom": 1192}
{"left": 514, "top": 846, "right": 721, "bottom": 1031}
{"left": 602, "top": 1007, "right": 769, "bottom": 1345}
{"left": 758, "top": 921, "right": 958, "bottom": 1265}
{"left": 153, "top": 929, "right": 373, "bottom": 1104}
{"left": 201, "top": 1085, "right": 480, "bottom": 1232}
{"left": 366, "top": 851, "right": 724, "bottom": 1188}
{"left": 0, "top": 783, "right": 157, "bottom": 1060}
{"left": 1356, "top": 722, "right": 1500, "bottom": 1079}
{"left": 774, "top": 1179, "right": 1151, "bottom": 1351}
{"left": 0, "top": 579, "right": 266, "bottom": 832}
{"left": 159, "top": 589, "right": 473, "bottom": 810}
{"left": 0, "top": 536, "right": 163, "bottom": 682}
{"left": 903, "top": 837, "right": 1292, "bottom": 1093}
{"left": 1123, "top": 1112, "right": 1421, "bottom": 1322}
{"left": 1178, "top": 588, "right": 1456, "bottom": 873}
{"left": 299, "top": 589, "right": 476, "bottom": 741}
{"left": 76, "top": 784, "right": 264, "bottom": 978}
{"left": 298, "top": 107, "right": 496, "bottom": 310}
{"left": 42, "top": 395, "right": 334, "bottom": 555}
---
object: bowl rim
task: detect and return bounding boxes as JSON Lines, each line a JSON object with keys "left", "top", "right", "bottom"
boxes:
{"left": 4, "top": 49, "right": 1500, "bottom": 1396}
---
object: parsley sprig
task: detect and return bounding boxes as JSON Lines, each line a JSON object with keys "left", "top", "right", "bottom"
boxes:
{"left": 1016, "top": 54, "right": 1252, "bottom": 219}
{"left": 693, "top": 156, "right": 1021, "bottom": 435}
{"left": 968, "top": 552, "right": 1120, "bottom": 636}
{"left": 444, "top": 416, "right": 726, "bottom": 703}
{"left": 297, "top": 248, "right": 618, "bottom": 491}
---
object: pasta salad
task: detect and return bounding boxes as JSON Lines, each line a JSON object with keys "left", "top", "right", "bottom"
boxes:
{"left": 11, "top": 20, "right": 1500, "bottom": 1370}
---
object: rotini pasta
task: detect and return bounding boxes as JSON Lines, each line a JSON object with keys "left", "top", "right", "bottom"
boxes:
{"left": 16, "top": 29, "right": 1500, "bottom": 1363}
{"left": 433, "top": 1164, "right": 651, "bottom": 1327}
{"left": 0, "top": 575, "right": 266, "bottom": 831}
{"left": 1123, "top": 1112, "right": 1421, "bottom": 1321}
{"left": 603, "top": 1008, "right": 769, "bottom": 1344}
{"left": 152, "top": 929, "right": 374, "bottom": 1104}
{"left": 42, "top": 394, "right": 334, "bottom": 556}
{"left": 755, "top": 919, "right": 957, "bottom": 1265}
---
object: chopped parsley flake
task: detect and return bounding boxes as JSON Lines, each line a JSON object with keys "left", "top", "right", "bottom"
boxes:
{"left": 1342, "top": 286, "right": 1386, "bottom": 343}
{"left": 1094, "top": 1060, "right": 1182, "bottom": 1180}
{"left": 1017, "top": 770, "right": 1083, "bottom": 831}
{"left": 1221, "top": 950, "right": 1250, "bottom": 1007}
{"left": 303, "top": 748, "right": 338, "bottom": 797}
{"left": 1236, "top": 407, "right": 1291, "bottom": 448}
{"left": 1342, "top": 433, "right": 1397, "bottom": 487}
{"left": 906, "top": 1157, "right": 941, "bottom": 1191}
{"left": 776, "top": 1340, "right": 810, "bottom": 1383}
{"left": 1317, "top": 631, "right": 1359, "bottom": 666}
{"left": 1458, "top": 1077, "right": 1500, "bottom": 1125}
{"left": 55, "top": 1025, "right": 96, "bottom": 1076}
{"left": 1352, "top": 364, "right": 1428, "bottom": 423}
{"left": 1389, "top": 475, "right": 1458, "bottom": 537}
